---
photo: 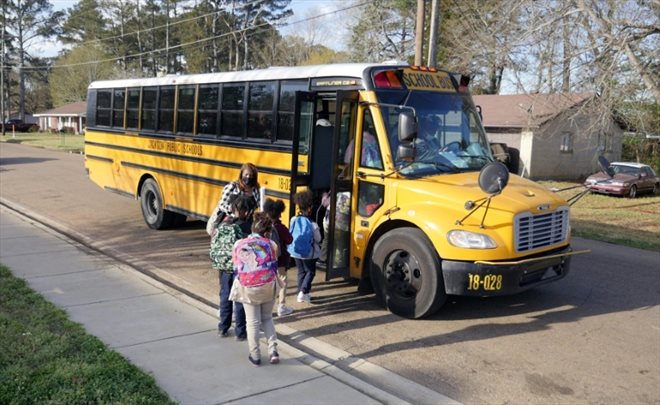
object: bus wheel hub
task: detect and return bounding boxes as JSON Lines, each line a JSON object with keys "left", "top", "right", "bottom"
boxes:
{"left": 384, "top": 250, "right": 421, "bottom": 299}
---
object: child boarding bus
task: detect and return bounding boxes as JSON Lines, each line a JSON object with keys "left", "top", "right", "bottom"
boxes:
{"left": 85, "top": 63, "right": 584, "bottom": 319}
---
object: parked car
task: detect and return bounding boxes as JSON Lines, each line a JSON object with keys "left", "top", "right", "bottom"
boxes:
{"left": 585, "top": 159, "right": 659, "bottom": 198}
{"left": 4, "top": 119, "right": 39, "bottom": 132}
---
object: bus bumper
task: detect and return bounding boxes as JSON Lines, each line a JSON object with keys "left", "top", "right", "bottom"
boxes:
{"left": 441, "top": 247, "right": 582, "bottom": 296}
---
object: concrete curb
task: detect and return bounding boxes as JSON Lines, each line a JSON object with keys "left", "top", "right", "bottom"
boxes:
{"left": 1, "top": 197, "right": 460, "bottom": 405}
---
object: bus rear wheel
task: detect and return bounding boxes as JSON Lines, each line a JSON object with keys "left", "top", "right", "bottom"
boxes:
{"left": 140, "top": 178, "right": 176, "bottom": 229}
{"left": 370, "top": 228, "right": 446, "bottom": 319}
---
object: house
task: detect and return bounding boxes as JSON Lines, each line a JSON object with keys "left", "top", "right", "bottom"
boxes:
{"left": 473, "top": 93, "right": 623, "bottom": 180}
{"left": 33, "top": 101, "right": 86, "bottom": 134}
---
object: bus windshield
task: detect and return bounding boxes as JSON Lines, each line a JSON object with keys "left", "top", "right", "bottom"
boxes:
{"left": 377, "top": 91, "right": 493, "bottom": 177}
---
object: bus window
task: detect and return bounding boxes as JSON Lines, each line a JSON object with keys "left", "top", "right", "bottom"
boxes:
{"left": 247, "top": 82, "right": 275, "bottom": 141}
{"left": 96, "top": 90, "right": 111, "bottom": 126}
{"left": 126, "top": 89, "right": 140, "bottom": 129}
{"left": 112, "top": 89, "right": 125, "bottom": 128}
{"left": 344, "top": 110, "right": 383, "bottom": 170}
{"left": 278, "top": 80, "right": 308, "bottom": 142}
{"left": 221, "top": 83, "right": 245, "bottom": 138}
{"left": 159, "top": 86, "right": 175, "bottom": 133}
{"left": 358, "top": 110, "right": 383, "bottom": 170}
{"left": 141, "top": 87, "right": 157, "bottom": 131}
{"left": 358, "top": 181, "right": 384, "bottom": 217}
{"left": 177, "top": 86, "right": 196, "bottom": 135}
{"left": 197, "top": 84, "right": 219, "bottom": 136}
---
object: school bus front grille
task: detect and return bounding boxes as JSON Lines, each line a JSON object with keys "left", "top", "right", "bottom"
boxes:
{"left": 515, "top": 207, "right": 569, "bottom": 253}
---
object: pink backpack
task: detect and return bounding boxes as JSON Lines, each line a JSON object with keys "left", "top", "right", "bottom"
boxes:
{"left": 232, "top": 236, "right": 277, "bottom": 287}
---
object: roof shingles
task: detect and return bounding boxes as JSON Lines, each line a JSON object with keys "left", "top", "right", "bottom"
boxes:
{"left": 473, "top": 93, "right": 592, "bottom": 128}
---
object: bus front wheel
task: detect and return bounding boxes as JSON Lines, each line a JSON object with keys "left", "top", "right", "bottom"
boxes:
{"left": 370, "top": 228, "right": 446, "bottom": 319}
{"left": 140, "top": 178, "right": 175, "bottom": 229}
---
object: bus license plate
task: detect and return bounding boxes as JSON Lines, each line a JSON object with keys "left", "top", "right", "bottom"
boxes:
{"left": 467, "top": 273, "right": 503, "bottom": 291}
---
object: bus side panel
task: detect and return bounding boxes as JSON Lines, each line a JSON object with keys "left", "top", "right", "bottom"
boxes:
{"left": 85, "top": 129, "right": 299, "bottom": 221}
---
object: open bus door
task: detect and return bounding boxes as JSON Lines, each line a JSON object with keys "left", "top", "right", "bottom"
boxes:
{"left": 324, "top": 90, "right": 358, "bottom": 281}
{"left": 289, "top": 92, "right": 315, "bottom": 214}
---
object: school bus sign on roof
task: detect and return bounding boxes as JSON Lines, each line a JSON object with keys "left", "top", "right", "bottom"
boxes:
{"left": 401, "top": 69, "right": 456, "bottom": 92}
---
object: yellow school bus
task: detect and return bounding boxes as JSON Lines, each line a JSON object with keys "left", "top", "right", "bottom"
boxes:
{"left": 85, "top": 63, "right": 581, "bottom": 318}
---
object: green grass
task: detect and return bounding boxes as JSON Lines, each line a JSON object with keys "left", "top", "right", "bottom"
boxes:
{"left": 0, "top": 265, "right": 174, "bottom": 404}
{"left": 539, "top": 181, "right": 660, "bottom": 251}
{"left": 0, "top": 131, "right": 83, "bottom": 153}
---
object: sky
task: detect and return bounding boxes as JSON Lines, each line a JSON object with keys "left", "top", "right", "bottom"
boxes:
{"left": 38, "top": 0, "right": 351, "bottom": 58}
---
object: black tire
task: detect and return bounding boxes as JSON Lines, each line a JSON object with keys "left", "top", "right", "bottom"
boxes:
{"left": 653, "top": 183, "right": 659, "bottom": 196}
{"left": 140, "top": 178, "right": 175, "bottom": 229}
{"left": 370, "top": 228, "right": 446, "bottom": 319}
{"left": 627, "top": 185, "right": 637, "bottom": 198}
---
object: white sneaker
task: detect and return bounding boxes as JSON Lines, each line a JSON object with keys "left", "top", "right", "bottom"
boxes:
{"left": 302, "top": 293, "right": 311, "bottom": 303}
{"left": 296, "top": 291, "right": 305, "bottom": 303}
{"left": 277, "top": 305, "right": 294, "bottom": 316}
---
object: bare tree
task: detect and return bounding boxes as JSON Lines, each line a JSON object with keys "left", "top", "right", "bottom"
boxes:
{"left": 574, "top": 0, "right": 659, "bottom": 102}
{"left": 4, "top": 0, "right": 62, "bottom": 119}
{"left": 349, "top": 0, "right": 415, "bottom": 63}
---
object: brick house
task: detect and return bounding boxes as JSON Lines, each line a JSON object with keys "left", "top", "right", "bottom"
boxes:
{"left": 473, "top": 93, "right": 623, "bottom": 180}
{"left": 33, "top": 101, "right": 87, "bottom": 134}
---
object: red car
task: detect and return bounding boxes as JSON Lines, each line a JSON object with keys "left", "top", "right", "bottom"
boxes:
{"left": 585, "top": 161, "right": 659, "bottom": 198}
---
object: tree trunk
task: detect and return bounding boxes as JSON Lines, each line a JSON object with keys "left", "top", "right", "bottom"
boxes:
{"left": 562, "top": 9, "right": 571, "bottom": 92}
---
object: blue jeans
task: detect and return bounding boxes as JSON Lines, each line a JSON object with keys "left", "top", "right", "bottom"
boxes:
{"left": 295, "top": 258, "right": 316, "bottom": 294}
{"left": 219, "top": 271, "right": 246, "bottom": 337}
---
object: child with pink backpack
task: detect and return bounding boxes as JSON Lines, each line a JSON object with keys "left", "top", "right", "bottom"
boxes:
{"left": 229, "top": 212, "right": 280, "bottom": 366}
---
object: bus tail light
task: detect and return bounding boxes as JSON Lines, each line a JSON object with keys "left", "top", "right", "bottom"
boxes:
{"left": 453, "top": 74, "right": 470, "bottom": 93}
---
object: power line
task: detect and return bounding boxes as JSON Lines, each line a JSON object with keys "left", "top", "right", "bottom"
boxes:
{"left": 4, "top": 0, "right": 369, "bottom": 72}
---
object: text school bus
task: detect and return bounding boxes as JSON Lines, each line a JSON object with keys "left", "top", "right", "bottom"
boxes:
{"left": 85, "top": 63, "right": 582, "bottom": 318}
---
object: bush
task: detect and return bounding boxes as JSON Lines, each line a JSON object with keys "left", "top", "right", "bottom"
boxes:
{"left": 622, "top": 135, "right": 660, "bottom": 172}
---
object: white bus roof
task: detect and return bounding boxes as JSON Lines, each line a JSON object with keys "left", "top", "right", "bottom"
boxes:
{"left": 88, "top": 63, "right": 408, "bottom": 89}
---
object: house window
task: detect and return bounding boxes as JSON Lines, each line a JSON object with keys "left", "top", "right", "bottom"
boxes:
{"left": 560, "top": 132, "right": 573, "bottom": 153}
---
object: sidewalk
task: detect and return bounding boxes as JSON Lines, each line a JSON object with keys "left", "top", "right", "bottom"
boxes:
{"left": 0, "top": 205, "right": 459, "bottom": 405}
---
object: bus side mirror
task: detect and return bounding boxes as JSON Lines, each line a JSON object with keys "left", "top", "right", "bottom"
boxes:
{"left": 397, "top": 144, "right": 415, "bottom": 162}
{"left": 398, "top": 111, "right": 417, "bottom": 142}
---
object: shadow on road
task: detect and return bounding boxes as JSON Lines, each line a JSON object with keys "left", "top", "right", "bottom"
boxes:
{"left": 0, "top": 156, "right": 58, "bottom": 166}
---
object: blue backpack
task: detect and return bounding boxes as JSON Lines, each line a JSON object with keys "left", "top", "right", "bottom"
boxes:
{"left": 288, "top": 215, "right": 313, "bottom": 258}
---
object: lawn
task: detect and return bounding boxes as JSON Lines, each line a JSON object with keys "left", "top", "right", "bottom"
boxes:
{"left": 539, "top": 181, "right": 660, "bottom": 251}
{"left": 1, "top": 131, "right": 83, "bottom": 153}
{"left": 0, "top": 265, "right": 174, "bottom": 404}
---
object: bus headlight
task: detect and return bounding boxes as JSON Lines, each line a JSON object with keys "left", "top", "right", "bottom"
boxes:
{"left": 447, "top": 230, "right": 497, "bottom": 249}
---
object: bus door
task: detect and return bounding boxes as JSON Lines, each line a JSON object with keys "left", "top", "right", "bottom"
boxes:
{"left": 289, "top": 92, "right": 316, "bottom": 217}
{"left": 325, "top": 90, "right": 359, "bottom": 280}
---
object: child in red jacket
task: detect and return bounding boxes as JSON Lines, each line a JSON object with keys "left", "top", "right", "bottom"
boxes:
{"left": 263, "top": 198, "right": 294, "bottom": 316}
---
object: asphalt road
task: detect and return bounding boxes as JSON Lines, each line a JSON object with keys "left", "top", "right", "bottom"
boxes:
{"left": 1, "top": 142, "right": 659, "bottom": 404}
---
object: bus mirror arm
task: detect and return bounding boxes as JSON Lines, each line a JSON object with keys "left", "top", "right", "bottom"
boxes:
{"left": 456, "top": 162, "right": 509, "bottom": 228}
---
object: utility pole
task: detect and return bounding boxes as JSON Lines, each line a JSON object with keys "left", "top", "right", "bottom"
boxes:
{"left": 1, "top": 1, "right": 5, "bottom": 136}
{"left": 415, "top": 0, "right": 424, "bottom": 66}
{"left": 427, "top": 0, "right": 440, "bottom": 67}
